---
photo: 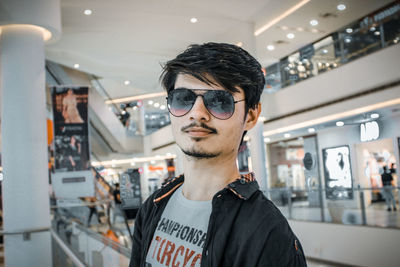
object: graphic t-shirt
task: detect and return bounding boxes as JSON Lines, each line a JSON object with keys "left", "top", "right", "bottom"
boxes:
{"left": 145, "top": 186, "right": 212, "bottom": 267}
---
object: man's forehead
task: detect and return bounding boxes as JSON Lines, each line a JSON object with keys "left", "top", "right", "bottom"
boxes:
{"left": 174, "top": 73, "right": 242, "bottom": 94}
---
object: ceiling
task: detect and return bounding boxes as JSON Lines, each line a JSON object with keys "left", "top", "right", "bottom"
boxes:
{"left": 45, "top": 0, "right": 393, "bottom": 101}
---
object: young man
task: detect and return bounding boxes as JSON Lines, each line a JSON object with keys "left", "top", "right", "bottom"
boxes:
{"left": 130, "top": 43, "right": 307, "bottom": 267}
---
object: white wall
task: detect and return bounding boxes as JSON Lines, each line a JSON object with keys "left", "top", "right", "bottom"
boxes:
{"left": 290, "top": 220, "right": 400, "bottom": 267}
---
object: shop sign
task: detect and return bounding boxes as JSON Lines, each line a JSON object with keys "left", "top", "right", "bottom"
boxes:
{"left": 360, "top": 2, "right": 400, "bottom": 29}
{"left": 360, "top": 121, "right": 379, "bottom": 142}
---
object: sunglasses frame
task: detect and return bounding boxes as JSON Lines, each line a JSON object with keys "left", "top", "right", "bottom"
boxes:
{"left": 166, "top": 88, "right": 245, "bottom": 120}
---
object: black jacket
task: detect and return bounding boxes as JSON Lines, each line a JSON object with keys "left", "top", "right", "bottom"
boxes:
{"left": 129, "top": 173, "right": 307, "bottom": 266}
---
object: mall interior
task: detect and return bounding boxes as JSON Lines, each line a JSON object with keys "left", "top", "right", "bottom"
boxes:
{"left": 0, "top": 0, "right": 400, "bottom": 266}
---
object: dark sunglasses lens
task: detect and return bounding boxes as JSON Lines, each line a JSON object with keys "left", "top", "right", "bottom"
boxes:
{"left": 204, "top": 91, "right": 235, "bottom": 119}
{"left": 168, "top": 89, "right": 196, "bottom": 117}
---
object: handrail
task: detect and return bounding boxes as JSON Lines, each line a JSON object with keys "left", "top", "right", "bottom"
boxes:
{"left": 73, "top": 222, "right": 132, "bottom": 257}
{"left": 51, "top": 229, "right": 87, "bottom": 267}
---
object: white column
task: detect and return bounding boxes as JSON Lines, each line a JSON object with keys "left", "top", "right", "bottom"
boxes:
{"left": 139, "top": 104, "right": 146, "bottom": 135}
{"left": 248, "top": 120, "right": 268, "bottom": 192}
{"left": 0, "top": 25, "right": 52, "bottom": 266}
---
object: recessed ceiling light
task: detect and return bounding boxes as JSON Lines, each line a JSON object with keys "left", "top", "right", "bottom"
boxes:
{"left": 154, "top": 102, "right": 160, "bottom": 108}
{"left": 160, "top": 105, "right": 166, "bottom": 110}
{"left": 284, "top": 133, "right": 291, "bottom": 138}
{"left": 84, "top": 9, "right": 92, "bottom": 15}
{"left": 336, "top": 121, "right": 344, "bottom": 127}
{"left": 267, "top": 45, "right": 275, "bottom": 51}
{"left": 124, "top": 80, "right": 130, "bottom": 85}
{"left": 371, "top": 113, "right": 379, "bottom": 119}
{"left": 130, "top": 162, "right": 136, "bottom": 166}
{"left": 344, "top": 37, "right": 351, "bottom": 43}
{"left": 264, "top": 137, "right": 271, "bottom": 142}
{"left": 322, "top": 49, "right": 328, "bottom": 54}
{"left": 308, "top": 128, "right": 316, "bottom": 133}
{"left": 346, "top": 28, "right": 353, "bottom": 33}
{"left": 148, "top": 100, "right": 154, "bottom": 105}
{"left": 310, "top": 19, "right": 318, "bottom": 26}
{"left": 286, "top": 33, "right": 295, "bottom": 39}
{"left": 74, "top": 63, "right": 80, "bottom": 69}
{"left": 190, "top": 17, "right": 198, "bottom": 23}
{"left": 337, "top": 4, "right": 346, "bottom": 11}
{"left": 374, "top": 31, "right": 380, "bottom": 36}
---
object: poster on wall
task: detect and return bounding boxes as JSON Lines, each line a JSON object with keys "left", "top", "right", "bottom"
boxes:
{"left": 322, "top": 145, "right": 353, "bottom": 200}
{"left": 51, "top": 86, "right": 94, "bottom": 198}
{"left": 120, "top": 168, "right": 142, "bottom": 210}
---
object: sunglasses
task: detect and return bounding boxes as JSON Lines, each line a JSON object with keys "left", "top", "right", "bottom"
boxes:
{"left": 166, "top": 88, "right": 245, "bottom": 120}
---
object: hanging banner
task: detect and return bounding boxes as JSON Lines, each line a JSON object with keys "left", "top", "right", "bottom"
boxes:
{"left": 51, "top": 86, "right": 94, "bottom": 198}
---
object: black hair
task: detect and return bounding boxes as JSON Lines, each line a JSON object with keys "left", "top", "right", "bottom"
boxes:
{"left": 160, "top": 42, "right": 265, "bottom": 110}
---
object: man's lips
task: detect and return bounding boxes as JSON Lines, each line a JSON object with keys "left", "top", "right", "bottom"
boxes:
{"left": 184, "top": 127, "right": 215, "bottom": 137}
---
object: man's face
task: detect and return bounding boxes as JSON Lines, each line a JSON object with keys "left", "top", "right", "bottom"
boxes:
{"left": 169, "top": 74, "right": 259, "bottom": 160}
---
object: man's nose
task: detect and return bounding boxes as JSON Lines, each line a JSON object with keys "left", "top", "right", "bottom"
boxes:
{"left": 188, "top": 95, "right": 211, "bottom": 121}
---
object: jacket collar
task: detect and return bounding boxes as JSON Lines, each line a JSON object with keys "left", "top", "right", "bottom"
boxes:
{"left": 154, "top": 172, "right": 259, "bottom": 204}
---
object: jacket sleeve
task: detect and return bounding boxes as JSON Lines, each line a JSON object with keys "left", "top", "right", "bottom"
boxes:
{"left": 256, "top": 220, "right": 307, "bottom": 267}
{"left": 129, "top": 196, "right": 153, "bottom": 267}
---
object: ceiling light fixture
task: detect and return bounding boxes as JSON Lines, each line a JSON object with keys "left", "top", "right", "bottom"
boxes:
{"left": 267, "top": 45, "right": 275, "bottom": 51}
{"left": 264, "top": 137, "right": 271, "bottom": 143}
{"left": 284, "top": 133, "right": 291, "bottom": 138}
{"left": 310, "top": 19, "right": 318, "bottom": 26}
{"left": 148, "top": 100, "right": 154, "bottom": 105}
{"left": 190, "top": 17, "right": 198, "bottom": 23}
{"left": 322, "top": 49, "right": 328, "bottom": 54}
{"left": 84, "top": 9, "right": 92, "bottom": 15}
{"left": 262, "top": 98, "right": 400, "bottom": 137}
{"left": 124, "top": 80, "right": 130, "bottom": 85}
{"left": 105, "top": 92, "right": 166, "bottom": 105}
{"left": 254, "top": 0, "right": 311, "bottom": 36}
{"left": 286, "top": 33, "right": 295, "bottom": 39}
{"left": 374, "top": 31, "right": 380, "bottom": 36}
{"left": 308, "top": 128, "right": 316, "bottom": 133}
{"left": 346, "top": 28, "right": 353, "bottom": 33}
{"left": 74, "top": 63, "right": 80, "bottom": 69}
{"left": 336, "top": 121, "right": 344, "bottom": 127}
{"left": 154, "top": 103, "right": 160, "bottom": 108}
{"left": 370, "top": 113, "right": 379, "bottom": 119}
{"left": 160, "top": 105, "right": 166, "bottom": 110}
{"left": 337, "top": 4, "right": 346, "bottom": 11}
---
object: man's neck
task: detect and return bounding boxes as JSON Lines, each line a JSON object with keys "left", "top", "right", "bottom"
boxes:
{"left": 181, "top": 153, "right": 240, "bottom": 201}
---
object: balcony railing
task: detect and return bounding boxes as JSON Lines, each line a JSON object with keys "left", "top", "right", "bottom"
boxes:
{"left": 264, "top": 1, "right": 400, "bottom": 94}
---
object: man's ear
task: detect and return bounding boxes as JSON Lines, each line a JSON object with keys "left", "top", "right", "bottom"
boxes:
{"left": 244, "top": 103, "right": 261, "bottom": 131}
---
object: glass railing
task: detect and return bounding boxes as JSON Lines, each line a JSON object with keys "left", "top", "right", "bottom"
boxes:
{"left": 265, "top": 186, "right": 400, "bottom": 228}
{"left": 51, "top": 199, "right": 133, "bottom": 266}
{"left": 264, "top": 1, "right": 400, "bottom": 94}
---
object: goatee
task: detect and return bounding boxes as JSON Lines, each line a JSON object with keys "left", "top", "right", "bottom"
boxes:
{"left": 181, "top": 148, "right": 220, "bottom": 159}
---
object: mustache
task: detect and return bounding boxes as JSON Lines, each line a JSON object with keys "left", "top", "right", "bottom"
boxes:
{"left": 181, "top": 122, "right": 217, "bottom": 134}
